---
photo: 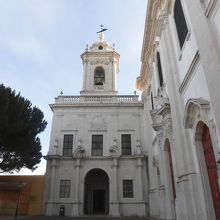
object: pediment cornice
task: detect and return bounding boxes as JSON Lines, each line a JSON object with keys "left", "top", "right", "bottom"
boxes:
{"left": 136, "top": 0, "right": 172, "bottom": 91}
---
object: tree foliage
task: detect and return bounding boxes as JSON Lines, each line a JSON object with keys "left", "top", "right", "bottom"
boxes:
{"left": 0, "top": 84, "right": 47, "bottom": 173}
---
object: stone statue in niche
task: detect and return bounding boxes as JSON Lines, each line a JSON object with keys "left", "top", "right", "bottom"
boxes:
{"left": 53, "top": 137, "right": 58, "bottom": 154}
{"left": 135, "top": 139, "right": 142, "bottom": 155}
{"left": 109, "top": 137, "right": 119, "bottom": 155}
{"left": 73, "top": 139, "right": 85, "bottom": 158}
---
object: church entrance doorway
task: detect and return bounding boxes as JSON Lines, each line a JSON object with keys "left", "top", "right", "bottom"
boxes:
{"left": 201, "top": 124, "right": 220, "bottom": 220}
{"left": 84, "top": 169, "right": 109, "bottom": 215}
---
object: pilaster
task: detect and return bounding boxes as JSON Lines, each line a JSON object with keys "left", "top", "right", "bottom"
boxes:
{"left": 72, "top": 158, "right": 81, "bottom": 216}
{"left": 110, "top": 157, "right": 120, "bottom": 216}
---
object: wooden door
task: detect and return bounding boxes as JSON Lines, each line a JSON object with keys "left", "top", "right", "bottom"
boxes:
{"left": 93, "top": 189, "right": 105, "bottom": 213}
{"left": 202, "top": 125, "right": 220, "bottom": 220}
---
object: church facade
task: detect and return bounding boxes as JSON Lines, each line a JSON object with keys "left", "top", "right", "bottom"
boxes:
{"left": 44, "top": 33, "right": 149, "bottom": 217}
{"left": 136, "top": 0, "right": 220, "bottom": 220}
{"left": 44, "top": 0, "right": 220, "bottom": 219}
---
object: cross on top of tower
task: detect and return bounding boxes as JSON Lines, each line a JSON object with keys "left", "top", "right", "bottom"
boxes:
{"left": 96, "top": 24, "right": 108, "bottom": 34}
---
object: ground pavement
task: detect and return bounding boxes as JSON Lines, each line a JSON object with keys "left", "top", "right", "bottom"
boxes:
{"left": 0, "top": 216, "right": 159, "bottom": 220}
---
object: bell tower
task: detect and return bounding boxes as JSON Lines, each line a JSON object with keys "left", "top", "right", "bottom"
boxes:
{"left": 80, "top": 32, "right": 120, "bottom": 96}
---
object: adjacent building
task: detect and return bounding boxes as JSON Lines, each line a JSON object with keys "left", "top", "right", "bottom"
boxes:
{"left": 136, "top": 0, "right": 220, "bottom": 219}
{"left": 0, "top": 175, "right": 44, "bottom": 216}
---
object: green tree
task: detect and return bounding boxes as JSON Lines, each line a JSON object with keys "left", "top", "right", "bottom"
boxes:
{"left": 0, "top": 84, "right": 47, "bottom": 173}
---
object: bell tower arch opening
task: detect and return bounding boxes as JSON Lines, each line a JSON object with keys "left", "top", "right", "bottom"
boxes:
{"left": 94, "top": 66, "right": 105, "bottom": 85}
{"left": 84, "top": 168, "right": 109, "bottom": 215}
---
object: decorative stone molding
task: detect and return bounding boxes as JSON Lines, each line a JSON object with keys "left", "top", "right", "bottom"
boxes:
{"left": 53, "top": 137, "right": 59, "bottom": 154}
{"left": 149, "top": 188, "right": 157, "bottom": 193}
{"left": 157, "top": 130, "right": 164, "bottom": 148}
{"left": 157, "top": 103, "right": 171, "bottom": 118}
{"left": 150, "top": 100, "right": 173, "bottom": 153}
{"left": 179, "top": 51, "right": 200, "bottom": 94}
{"left": 164, "top": 118, "right": 173, "bottom": 141}
{"left": 90, "top": 60, "right": 110, "bottom": 65}
{"left": 156, "top": 11, "right": 169, "bottom": 37}
{"left": 90, "top": 115, "right": 107, "bottom": 130}
{"left": 136, "top": 0, "right": 169, "bottom": 92}
{"left": 150, "top": 109, "right": 163, "bottom": 132}
{"left": 81, "top": 56, "right": 89, "bottom": 64}
{"left": 157, "top": 83, "right": 168, "bottom": 98}
{"left": 201, "top": 0, "right": 217, "bottom": 17}
{"left": 183, "top": 98, "right": 210, "bottom": 129}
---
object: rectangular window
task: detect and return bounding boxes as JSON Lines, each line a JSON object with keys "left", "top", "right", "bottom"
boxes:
{"left": 174, "top": 0, "right": 188, "bottom": 49}
{"left": 59, "top": 179, "right": 71, "bottom": 198}
{"left": 123, "top": 179, "right": 133, "bottom": 198}
{"left": 121, "top": 134, "right": 131, "bottom": 155}
{"left": 92, "top": 135, "right": 103, "bottom": 156}
{"left": 63, "top": 134, "right": 73, "bottom": 156}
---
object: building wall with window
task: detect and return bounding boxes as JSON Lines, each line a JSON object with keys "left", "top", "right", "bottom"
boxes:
{"left": 44, "top": 33, "right": 148, "bottom": 217}
{"left": 137, "top": 0, "right": 220, "bottom": 220}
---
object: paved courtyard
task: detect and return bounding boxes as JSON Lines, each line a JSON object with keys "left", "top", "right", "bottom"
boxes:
{"left": 0, "top": 216, "right": 157, "bottom": 220}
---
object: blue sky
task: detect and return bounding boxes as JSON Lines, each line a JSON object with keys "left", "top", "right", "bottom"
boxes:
{"left": 0, "top": 0, "right": 147, "bottom": 175}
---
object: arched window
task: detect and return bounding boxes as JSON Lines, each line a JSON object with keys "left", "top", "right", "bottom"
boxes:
{"left": 157, "top": 52, "right": 163, "bottom": 87}
{"left": 174, "top": 0, "right": 188, "bottom": 48}
{"left": 94, "top": 66, "right": 105, "bottom": 85}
